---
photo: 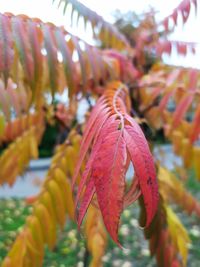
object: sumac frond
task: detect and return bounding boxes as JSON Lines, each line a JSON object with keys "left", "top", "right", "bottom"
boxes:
{"left": 160, "top": 0, "right": 197, "bottom": 32}
{"left": 158, "top": 166, "right": 200, "bottom": 217}
{"left": 53, "top": 0, "right": 130, "bottom": 50}
{"left": 0, "top": 12, "right": 132, "bottom": 99}
{"left": 0, "top": 122, "right": 44, "bottom": 186}
{"left": 139, "top": 66, "right": 200, "bottom": 172}
{"left": 1, "top": 131, "right": 80, "bottom": 266}
{"left": 73, "top": 81, "right": 158, "bottom": 244}
{"left": 152, "top": 40, "right": 196, "bottom": 57}
{"left": 0, "top": 113, "right": 42, "bottom": 143}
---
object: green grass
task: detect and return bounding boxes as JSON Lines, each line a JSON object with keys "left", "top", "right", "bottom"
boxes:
{"left": 186, "top": 169, "right": 200, "bottom": 195}
{"left": 0, "top": 199, "right": 85, "bottom": 267}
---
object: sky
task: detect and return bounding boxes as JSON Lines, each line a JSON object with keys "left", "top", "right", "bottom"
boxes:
{"left": 0, "top": 0, "right": 199, "bottom": 68}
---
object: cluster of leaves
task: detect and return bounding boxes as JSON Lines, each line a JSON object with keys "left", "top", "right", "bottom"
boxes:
{"left": 160, "top": 0, "right": 197, "bottom": 31}
{"left": 53, "top": 0, "right": 130, "bottom": 50}
{"left": 0, "top": 123, "right": 44, "bottom": 187}
{"left": 0, "top": 0, "right": 200, "bottom": 266}
{"left": 140, "top": 65, "right": 200, "bottom": 179}
{"left": 2, "top": 130, "right": 107, "bottom": 267}
{"left": 0, "top": 113, "right": 42, "bottom": 143}
{"left": 3, "top": 131, "right": 79, "bottom": 266}
{"left": 0, "top": 11, "right": 137, "bottom": 102}
{"left": 73, "top": 81, "right": 158, "bottom": 244}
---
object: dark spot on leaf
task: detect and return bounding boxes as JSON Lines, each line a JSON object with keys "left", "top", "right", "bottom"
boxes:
{"left": 147, "top": 177, "right": 152, "bottom": 186}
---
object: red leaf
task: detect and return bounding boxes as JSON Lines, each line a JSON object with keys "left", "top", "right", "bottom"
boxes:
{"left": 72, "top": 96, "right": 110, "bottom": 186}
{"left": 180, "top": 0, "right": 190, "bottom": 23}
{"left": 91, "top": 116, "right": 127, "bottom": 244}
{"left": 85, "top": 43, "right": 100, "bottom": 85}
{"left": 28, "top": 20, "right": 43, "bottom": 93}
{"left": 42, "top": 24, "right": 58, "bottom": 96}
{"left": 163, "top": 41, "right": 172, "bottom": 55}
{"left": 104, "top": 50, "right": 139, "bottom": 81}
{"left": 55, "top": 29, "right": 76, "bottom": 97}
{"left": 77, "top": 115, "right": 127, "bottom": 244}
{"left": 124, "top": 117, "right": 158, "bottom": 227}
{"left": 188, "top": 69, "right": 198, "bottom": 90}
{"left": 171, "top": 10, "right": 178, "bottom": 25}
{"left": 25, "top": 195, "right": 38, "bottom": 205}
{"left": 163, "top": 18, "right": 169, "bottom": 32}
{"left": 171, "top": 259, "right": 181, "bottom": 267}
{"left": 12, "top": 16, "right": 34, "bottom": 86}
{"left": 177, "top": 43, "right": 187, "bottom": 55}
{"left": 159, "top": 91, "right": 174, "bottom": 112}
{"left": 164, "top": 245, "right": 173, "bottom": 267}
{"left": 75, "top": 112, "right": 110, "bottom": 206}
{"left": 0, "top": 14, "right": 14, "bottom": 84}
{"left": 172, "top": 93, "right": 194, "bottom": 127}
{"left": 156, "top": 41, "right": 172, "bottom": 56}
{"left": 75, "top": 82, "right": 158, "bottom": 243}
{"left": 191, "top": 45, "right": 196, "bottom": 54}
{"left": 166, "top": 69, "right": 181, "bottom": 87}
{"left": 160, "top": 0, "right": 195, "bottom": 33}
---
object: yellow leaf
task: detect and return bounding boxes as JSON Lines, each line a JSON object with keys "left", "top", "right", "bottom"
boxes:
{"left": 29, "top": 133, "right": 38, "bottom": 159}
{"left": 46, "top": 180, "right": 67, "bottom": 228}
{"left": 26, "top": 216, "right": 44, "bottom": 254}
{"left": 193, "top": 147, "right": 200, "bottom": 180}
{"left": 24, "top": 228, "right": 41, "bottom": 267}
{"left": 54, "top": 168, "right": 75, "bottom": 220}
{"left": 59, "top": 156, "right": 68, "bottom": 173}
{"left": 65, "top": 146, "right": 76, "bottom": 177}
{"left": 7, "top": 233, "right": 26, "bottom": 267}
{"left": 84, "top": 206, "right": 107, "bottom": 267}
{"left": 158, "top": 166, "right": 196, "bottom": 215}
{"left": 34, "top": 203, "right": 56, "bottom": 250}
{"left": 39, "top": 192, "right": 57, "bottom": 249}
{"left": 0, "top": 114, "right": 5, "bottom": 139}
{"left": 172, "top": 130, "right": 183, "bottom": 155}
{"left": 166, "top": 206, "right": 190, "bottom": 266}
{"left": 180, "top": 138, "right": 193, "bottom": 168}
{"left": 89, "top": 233, "right": 105, "bottom": 267}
